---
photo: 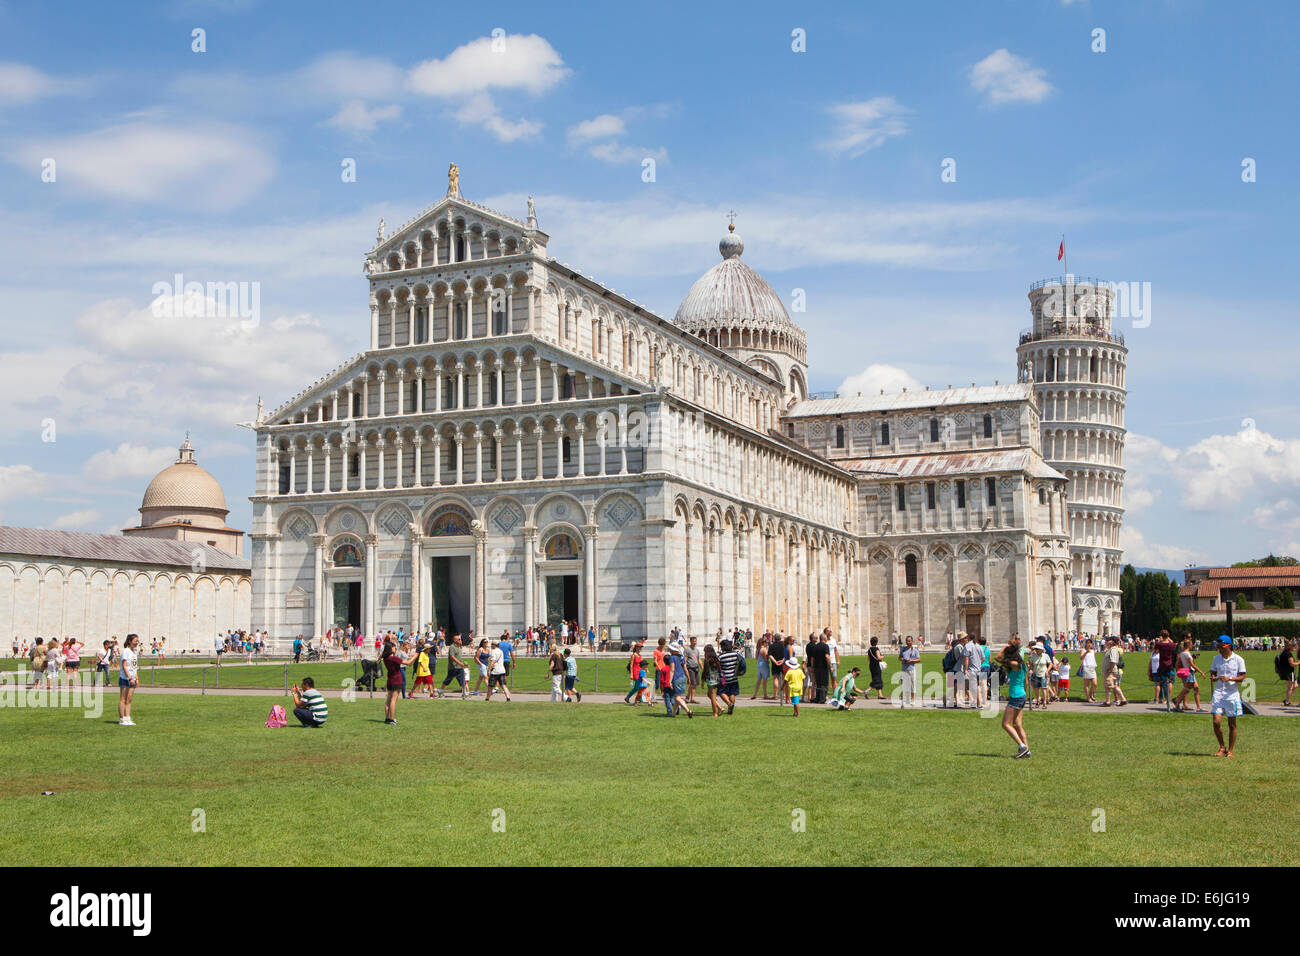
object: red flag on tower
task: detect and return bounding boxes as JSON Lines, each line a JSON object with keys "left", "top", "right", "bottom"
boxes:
{"left": 1057, "top": 239, "right": 1065, "bottom": 262}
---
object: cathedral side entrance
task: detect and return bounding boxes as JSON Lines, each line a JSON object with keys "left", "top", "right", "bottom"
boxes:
{"left": 544, "top": 573, "right": 579, "bottom": 632}
{"left": 332, "top": 580, "right": 361, "bottom": 631}
{"left": 428, "top": 552, "right": 473, "bottom": 636}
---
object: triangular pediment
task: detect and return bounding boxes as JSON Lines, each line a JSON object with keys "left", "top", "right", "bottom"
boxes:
{"left": 371, "top": 195, "right": 547, "bottom": 258}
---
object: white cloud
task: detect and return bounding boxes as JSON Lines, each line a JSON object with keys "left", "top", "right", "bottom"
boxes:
{"left": 52, "top": 509, "right": 101, "bottom": 530}
{"left": 565, "top": 110, "right": 667, "bottom": 165}
{"left": 568, "top": 114, "right": 626, "bottom": 146}
{"left": 1129, "top": 426, "right": 1300, "bottom": 512}
{"left": 0, "top": 297, "right": 346, "bottom": 444}
{"left": 836, "top": 364, "right": 923, "bottom": 397}
{"left": 1250, "top": 499, "right": 1300, "bottom": 533}
{"left": 587, "top": 142, "right": 667, "bottom": 165}
{"left": 1121, "top": 524, "right": 1204, "bottom": 570}
{"left": 82, "top": 443, "right": 177, "bottom": 482}
{"left": 485, "top": 191, "right": 1089, "bottom": 280}
{"left": 0, "top": 203, "right": 381, "bottom": 284}
{"left": 970, "top": 49, "right": 1054, "bottom": 106}
{"left": 327, "top": 100, "right": 402, "bottom": 134}
{"left": 0, "top": 464, "right": 49, "bottom": 502}
{"left": 407, "top": 34, "right": 568, "bottom": 143}
{"left": 407, "top": 34, "right": 569, "bottom": 98}
{"left": 822, "top": 97, "right": 909, "bottom": 157}
{"left": 0, "top": 61, "right": 85, "bottom": 105}
{"left": 6, "top": 121, "right": 274, "bottom": 208}
{"left": 295, "top": 52, "right": 406, "bottom": 103}
{"left": 453, "top": 93, "right": 542, "bottom": 142}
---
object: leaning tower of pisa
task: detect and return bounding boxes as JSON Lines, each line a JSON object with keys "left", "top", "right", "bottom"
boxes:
{"left": 1016, "top": 276, "right": 1127, "bottom": 636}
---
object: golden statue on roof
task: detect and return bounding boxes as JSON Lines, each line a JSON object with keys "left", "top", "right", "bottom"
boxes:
{"left": 448, "top": 162, "right": 459, "bottom": 197}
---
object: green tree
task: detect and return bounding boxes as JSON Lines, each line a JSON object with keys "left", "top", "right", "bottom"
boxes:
{"left": 1120, "top": 564, "right": 1138, "bottom": 630}
{"left": 1232, "top": 554, "right": 1299, "bottom": 567}
{"left": 1235, "top": 592, "right": 1251, "bottom": 610}
{"left": 1265, "top": 586, "right": 1290, "bottom": 609}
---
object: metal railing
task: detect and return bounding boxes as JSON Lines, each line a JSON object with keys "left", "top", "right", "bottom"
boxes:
{"left": 1029, "top": 275, "right": 1109, "bottom": 291}
{"left": 1019, "top": 325, "right": 1126, "bottom": 347}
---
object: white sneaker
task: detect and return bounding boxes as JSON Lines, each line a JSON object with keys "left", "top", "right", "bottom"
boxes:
{"left": 120, "top": 718, "right": 135, "bottom": 726}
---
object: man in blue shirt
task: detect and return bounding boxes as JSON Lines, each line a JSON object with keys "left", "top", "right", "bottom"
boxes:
{"left": 498, "top": 630, "right": 513, "bottom": 679}
{"left": 292, "top": 635, "right": 303, "bottom": 663}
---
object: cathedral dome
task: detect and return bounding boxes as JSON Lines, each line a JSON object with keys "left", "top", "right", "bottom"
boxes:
{"left": 140, "top": 437, "right": 229, "bottom": 515}
{"left": 674, "top": 223, "right": 795, "bottom": 334}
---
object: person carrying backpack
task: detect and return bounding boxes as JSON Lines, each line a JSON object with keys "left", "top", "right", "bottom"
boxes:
{"left": 941, "top": 641, "right": 960, "bottom": 709}
{"left": 1276, "top": 639, "right": 1298, "bottom": 706}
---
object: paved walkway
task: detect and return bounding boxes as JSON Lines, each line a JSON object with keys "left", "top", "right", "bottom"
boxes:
{"left": 127, "top": 684, "right": 1300, "bottom": 715}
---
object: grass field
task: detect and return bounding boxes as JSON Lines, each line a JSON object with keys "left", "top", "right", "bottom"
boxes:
{"left": 0, "top": 690, "right": 1293, "bottom": 866}
{"left": 6, "top": 650, "right": 1294, "bottom": 702}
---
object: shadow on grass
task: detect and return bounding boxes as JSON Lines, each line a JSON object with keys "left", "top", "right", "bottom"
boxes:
{"left": 955, "top": 752, "right": 1011, "bottom": 759}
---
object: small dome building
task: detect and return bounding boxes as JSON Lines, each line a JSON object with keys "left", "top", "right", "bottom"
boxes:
{"left": 123, "top": 436, "right": 244, "bottom": 556}
{"left": 674, "top": 221, "right": 809, "bottom": 403}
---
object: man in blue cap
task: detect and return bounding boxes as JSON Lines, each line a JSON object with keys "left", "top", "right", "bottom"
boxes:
{"left": 1209, "top": 635, "right": 1247, "bottom": 757}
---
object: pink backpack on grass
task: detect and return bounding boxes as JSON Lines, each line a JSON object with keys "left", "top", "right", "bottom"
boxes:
{"left": 266, "top": 705, "right": 287, "bottom": 728}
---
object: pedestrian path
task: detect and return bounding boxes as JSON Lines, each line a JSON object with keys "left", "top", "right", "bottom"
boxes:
{"left": 128, "top": 684, "right": 1300, "bottom": 715}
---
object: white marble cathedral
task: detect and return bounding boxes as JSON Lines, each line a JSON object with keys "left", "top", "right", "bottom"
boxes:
{"left": 249, "top": 169, "right": 1115, "bottom": 644}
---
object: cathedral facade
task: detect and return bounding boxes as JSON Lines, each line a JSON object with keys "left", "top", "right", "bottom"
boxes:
{"left": 249, "top": 175, "right": 1099, "bottom": 645}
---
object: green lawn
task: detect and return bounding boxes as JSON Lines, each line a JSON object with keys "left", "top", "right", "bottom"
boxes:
{"left": 0, "top": 691, "right": 1293, "bottom": 866}
{"left": 12, "top": 649, "right": 1291, "bottom": 703}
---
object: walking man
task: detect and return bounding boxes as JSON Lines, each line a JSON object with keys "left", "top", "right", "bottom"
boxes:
{"left": 684, "top": 635, "right": 701, "bottom": 704}
{"left": 1209, "top": 636, "right": 1246, "bottom": 757}
{"left": 1101, "top": 635, "right": 1128, "bottom": 707}
{"left": 899, "top": 635, "right": 920, "bottom": 708}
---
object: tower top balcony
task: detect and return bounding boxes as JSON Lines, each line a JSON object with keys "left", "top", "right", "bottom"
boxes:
{"left": 1023, "top": 275, "right": 1126, "bottom": 347}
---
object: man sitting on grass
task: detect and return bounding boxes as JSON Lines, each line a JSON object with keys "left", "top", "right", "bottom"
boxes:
{"left": 291, "top": 677, "right": 328, "bottom": 728}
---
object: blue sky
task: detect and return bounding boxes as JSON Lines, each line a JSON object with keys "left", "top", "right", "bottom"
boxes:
{"left": 1, "top": 0, "right": 1297, "bottom": 572}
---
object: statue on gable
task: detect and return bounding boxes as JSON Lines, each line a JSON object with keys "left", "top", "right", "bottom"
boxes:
{"left": 376, "top": 218, "right": 385, "bottom": 245}
{"left": 448, "top": 162, "right": 460, "bottom": 197}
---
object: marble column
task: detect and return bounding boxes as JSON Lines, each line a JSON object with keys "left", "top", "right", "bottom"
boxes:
{"left": 582, "top": 524, "right": 598, "bottom": 634}
{"left": 473, "top": 526, "right": 487, "bottom": 636}
{"left": 409, "top": 525, "right": 422, "bottom": 636}
{"left": 363, "top": 534, "right": 377, "bottom": 636}
{"left": 522, "top": 527, "right": 537, "bottom": 631}
{"left": 311, "top": 533, "right": 327, "bottom": 638}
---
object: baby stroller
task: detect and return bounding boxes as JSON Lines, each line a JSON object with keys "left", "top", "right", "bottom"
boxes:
{"left": 356, "top": 658, "right": 381, "bottom": 691}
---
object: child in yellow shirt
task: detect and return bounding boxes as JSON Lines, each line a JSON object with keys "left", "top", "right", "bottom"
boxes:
{"left": 784, "top": 657, "right": 806, "bottom": 716}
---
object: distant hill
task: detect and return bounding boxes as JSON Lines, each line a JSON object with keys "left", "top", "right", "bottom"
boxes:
{"left": 1132, "top": 566, "right": 1186, "bottom": 585}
